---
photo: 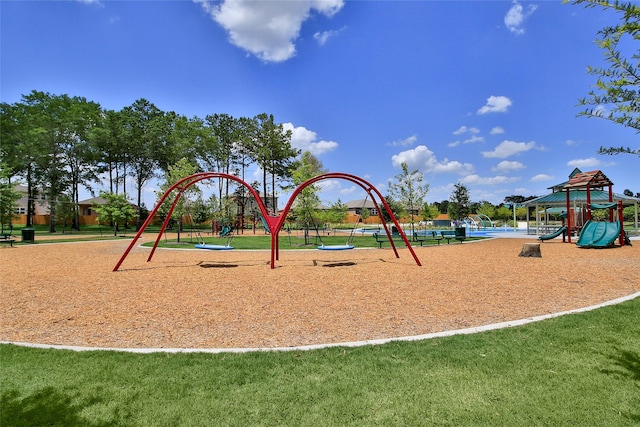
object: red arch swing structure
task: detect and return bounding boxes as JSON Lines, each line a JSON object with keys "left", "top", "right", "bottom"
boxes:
{"left": 113, "top": 172, "right": 422, "bottom": 271}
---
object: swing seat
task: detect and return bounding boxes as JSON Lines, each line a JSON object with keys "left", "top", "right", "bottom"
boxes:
{"left": 317, "top": 244, "right": 355, "bottom": 251}
{"left": 195, "top": 243, "right": 234, "bottom": 250}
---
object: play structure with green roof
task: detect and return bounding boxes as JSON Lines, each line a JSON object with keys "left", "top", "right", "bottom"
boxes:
{"left": 526, "top": 169, "right": 636, "bottom": 247}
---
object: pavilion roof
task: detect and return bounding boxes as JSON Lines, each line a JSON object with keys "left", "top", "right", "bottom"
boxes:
{"left": 523, "top": 189, "right": 639, "bottom": 206}
{"left": 563, "top": 170, "right": 613, "bottom": 189}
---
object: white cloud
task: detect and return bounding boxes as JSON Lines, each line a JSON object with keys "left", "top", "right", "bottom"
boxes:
{"left": 463, "top": 135, "right": 485, "bottom": 144}
{"left": 450, "top": 126, "right": 483, "bottom": 145}
{"left": 492, "top": 160, "right": 525, "bottom": 172}
{"left": 593, "top": 104, "right": 608, "bottom": 116}
{"left": 478, "top": 96, "right": 512, "bottom": 114}
{"left": 461, "top": 174, "right": 520, "bottom": 186}
{"left": 530, "top": 174, "right": 554, "bottom": 182}
{"left": 391, "top": 145, "right": 474, "bottom": 175}
{"left": 339, "top": 185, "right": 358, "bottom": 196}
{"left": 314, "top": 27, "right": 345, "bottom": 46}
{"left": 504, "top": 0, "right": 538, "bottom": 35}
{"left": 283, "top": 123, "right": 338, "bottom": 155}
{"left": 196, "top": 0, "right": 344, "bottom": 62}
{"left": 490, "top": 126, "right": 505, "bottom": 135}
{"left": 452, "top": 126, "right": 480, "bottom": 135}
{"left": 481, "top": 140, "right": 536, "bottom": 158}
{"left": 318, "top": 179, "right": 341, "bottom": 193}
{"left": 567, "top": 157, "right": 601, "bottom": 168}
{"left": 387, "top": 134, "right": 418, "bottom": 147}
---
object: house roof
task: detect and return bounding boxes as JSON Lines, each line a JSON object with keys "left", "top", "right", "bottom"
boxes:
{"left": 78, "top": 196, "right": 108, "bottom": 206}
{"left": 344, "top": 199, "right": 376, "bottom": 209}
{"left": 434, "top": 213, "right": 451, "bottom": 221}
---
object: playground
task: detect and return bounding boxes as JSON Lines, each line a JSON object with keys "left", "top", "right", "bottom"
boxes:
{"left": 1, "top": 235, "right": 638, "bottom": 350}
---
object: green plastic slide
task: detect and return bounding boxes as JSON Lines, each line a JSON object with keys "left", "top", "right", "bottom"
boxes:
{"left": 576, "top": 220, "right": 621, "bottom": 248}
{"left": 219, "top": 225, "right": 232, "bottom": 237}
{"left": 538, "top": 226, "right": 567, "bottom": 241}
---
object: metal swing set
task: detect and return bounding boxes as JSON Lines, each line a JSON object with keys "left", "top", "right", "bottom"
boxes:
{"left": 113, "top": 172, "right": 421, "bottom": 271}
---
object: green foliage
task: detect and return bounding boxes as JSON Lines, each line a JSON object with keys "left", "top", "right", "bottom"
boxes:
{"left": 0, "top": 166, "right": 21, "bottom": 232}
{"left": 2, "top": 90, "right": 303, "bottom": 233}
{"left": 448, "top": 182, "right": 471, "bottom": 220}
{"left": 2, "top": 298, "right": 638, "bottom": 425}
{"left": 54, "top": 194, "right": 75, "bottom": 233}
{"left": 515, "top": 206, "right": 528, "bottom": 220}
{"left": 437, "top": 199, "right": 449, "bottom": 214}
{"left": 419, "top": 202, "right": 438, "bottom": 221}
{"left": 623, "top": 205, "right": 636, "bottom": 220}
{"left": 494, "top": 206, "right": 512, "bottom": 222}
{"left": 291, "top": 151, "right": 327, "bottom": 230}
{"left": 388, "top": 162, "right": 429, "bottom": 229}
{"left": 252, "top": 113, "right": 299, "bottom": 211}
{"left": 380, "top": 196, "right": 404, "bottom": 223}
{"left": 476, "top": 201, "right": 495, "bottom": 219}
{"left": 327, "top": 199, "right": 348, "bottom": 224}
{"left": 191, "top": 195, "right": 210, "bottom": 225}
{"left": 155, "top": 158, "right": 200, "bottom": 241}
{"left": 570, "top": 0, "right": 640, "bottom": 155}
{"left": 94, "top": 192, "right": 136, "bottom": 236}
{"left": 503, "top": 194, "right": 527, "bottom": 204}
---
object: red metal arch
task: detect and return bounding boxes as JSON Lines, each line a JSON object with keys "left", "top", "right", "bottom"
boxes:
{"left": 113, "top": 172, "right": 421, "bottom": 271}
{"left": 113, "top": 172, "right": 275, "bottom": 271}
{"left": 274, "top": 172, "right": 421, "bottom": 267}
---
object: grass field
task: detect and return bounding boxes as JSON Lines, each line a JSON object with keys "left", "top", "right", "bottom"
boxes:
{"left": 2, "top": 297, "right": 638, "bottom": 426}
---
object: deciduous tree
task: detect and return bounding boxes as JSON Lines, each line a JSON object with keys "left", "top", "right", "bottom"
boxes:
{"left": 94, "top": 191, "right": 136, "bottom": 237}
{"left": 155, "top": 157, "right": 200, "bottom": 242}
{"left": 388, "top": 162, "right": 429, "bottom": 233}
{"left": 570, "top": 0, "right": 640, "bottom": 156}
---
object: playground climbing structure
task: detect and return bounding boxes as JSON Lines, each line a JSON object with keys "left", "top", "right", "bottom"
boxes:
{"left": 563, "top": 170, "right": 626, "bottom": 247}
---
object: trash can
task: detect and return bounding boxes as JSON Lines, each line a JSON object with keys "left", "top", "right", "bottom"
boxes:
{"left": 21, "top": 228, "right": 35, "bottom": 243}
{"left": 455, "top": 227, "right": 466, "bottom": 242}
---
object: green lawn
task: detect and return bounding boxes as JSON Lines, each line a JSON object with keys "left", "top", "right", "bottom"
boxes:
{"left": 2, "top": 297, "right": 638, "bottom": 426}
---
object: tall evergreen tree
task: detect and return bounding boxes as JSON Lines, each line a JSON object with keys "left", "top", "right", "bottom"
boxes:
{"left": 21, "top": 91, "right": 78, "bottom": 232}
{"left": 0, "top": 101, "right": 38, "bottom": 226}
{"left": 120, "top": 99, "right": 165, "bottom": 229}
{"left": 251, "top": 113, "right": 298, "bottom": 213}
{"left": 448, "top": 182, "right": 471, "bottom": 222}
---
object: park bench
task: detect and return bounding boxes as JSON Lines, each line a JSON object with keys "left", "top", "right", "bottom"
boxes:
{"left": 440, "top": 228, "right": 466, "bottom": 244}
{"left": 412, "top": 231, "right": 443, "bottom": 246}
{"left": 0, "top": 234, "right": 15, "bottom": 247}
{"left": 373, "top": 232, "right": 406, "bottom": 248}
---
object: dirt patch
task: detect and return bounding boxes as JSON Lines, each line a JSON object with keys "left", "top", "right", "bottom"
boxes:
{"left": 1, "top": 237, "right": 638, "bottom": 349}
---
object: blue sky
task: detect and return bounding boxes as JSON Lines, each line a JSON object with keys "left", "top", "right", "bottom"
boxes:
{"left": 1, "top": 0, "right": 637, "bottom": 208}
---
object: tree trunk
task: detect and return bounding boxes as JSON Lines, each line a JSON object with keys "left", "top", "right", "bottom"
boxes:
{"left": 519, "top": 243, "right": 541, "bottom": 258}
{"left": 48, "top": 191, "right": 56, "bottom": 233}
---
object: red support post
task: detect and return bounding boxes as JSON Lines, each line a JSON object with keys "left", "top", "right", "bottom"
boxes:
{"left": 566, "top": 189, "right": 572, "bottom": 244}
